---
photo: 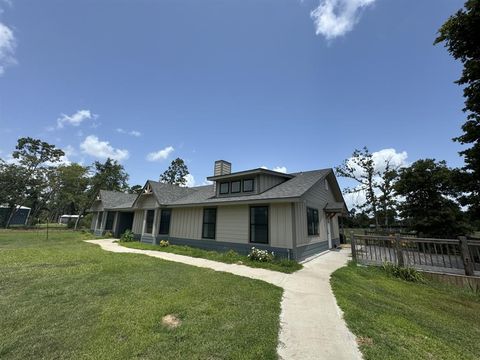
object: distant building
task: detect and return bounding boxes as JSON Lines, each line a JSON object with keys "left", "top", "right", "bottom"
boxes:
{"left": 58, "top": 215, "right": 81, "bottom": 225}
{"left": 0, "top": 206, "right": 31, "bottom": 227}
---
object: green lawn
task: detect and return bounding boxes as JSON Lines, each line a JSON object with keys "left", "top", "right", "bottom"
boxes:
{"left": 0, "top": 230, "right": 282, "bottom": 359}
{"left": 331, "top": 262, "right": 480, "bottom": 360}
{"left": 120, "top": 241, "right": 302, "bottom": 273}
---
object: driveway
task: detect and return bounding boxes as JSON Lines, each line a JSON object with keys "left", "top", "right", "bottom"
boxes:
{"left": 86, "top": 239, "right": 362, "bottom": 360}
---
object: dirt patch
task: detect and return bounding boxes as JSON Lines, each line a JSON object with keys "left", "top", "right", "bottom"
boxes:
{"left": 357, "top": 336, "right": 373, "bottom": 346}
{"left": 162, "top": 314, "right": 182, "bottom": 329}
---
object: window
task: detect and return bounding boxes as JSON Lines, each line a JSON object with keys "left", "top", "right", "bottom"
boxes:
{"left": 96, "top": 211, "right": 103, "bottom": 229}
{"left": 145, "top": 210, "right": 155, "bottom": 234}
{"left": 231, "top": 180, "right": 241, "bottom": 193}
{"left": 219, "top": 182, "right": 229, "bottom": 194}
{"left": 159, "top": 209, "right": 171, "bottom": 235}
{"left": 105, "top": 211, "right": 115, "bottom": 230}
{"left": 243, "top": 179, "right": 254, "bottom": 192}
{"left": 307, "top": 207, "right": 319, "bottom": 236}
{"left": 202, "top": 208, "right": 217, "bottom": 239}
{"left": 250, "top": 206, "right": 268, "bottom": 244}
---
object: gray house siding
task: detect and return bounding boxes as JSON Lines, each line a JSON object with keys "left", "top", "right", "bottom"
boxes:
{"left": 257, "top": 174, "right": 286, "bottom": 193}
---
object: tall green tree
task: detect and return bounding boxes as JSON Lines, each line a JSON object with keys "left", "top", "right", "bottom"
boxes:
{"left": 395, "top": 159, "right": 468, "bottom": 238}
{"left": 75, "top": 158, "right": 130, "bottom": 229}
{"left": 2, "top": 138, "right": 64, "bottom": 227}
{"left": 160, "top": 158, "right": 189, "bottom": 186}
{"left": 435, "top": 0, "right": 480, "bottom": 224}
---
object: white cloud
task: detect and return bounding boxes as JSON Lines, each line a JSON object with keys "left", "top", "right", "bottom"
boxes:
{"left": 310, "top": 0, "right": 376, "bottom": 40}
{"left": 80, "top": 135, "right": 129, "bottom": 161}
{"left": 146, "top": 146, "right": 174, "bottom": 162}
{"left": 342, "top": 148, "right": 408, "bottom": 210}
{"left": 260, "top": 165, "right": 288, "bottom": 173}
{"left": 0, "top": 21, "right": 16, "bottom": 75}
{"left": 183, "top": 174, "right": 195, "bottom": 187}
{"left": 57, "top": 110, "right": 97, "bottom": 129}
{"left": 116, "top": 128, "right": 141, "bottom": 137}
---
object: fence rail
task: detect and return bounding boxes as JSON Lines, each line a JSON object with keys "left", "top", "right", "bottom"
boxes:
{"left": 351, "top": 233, "right": 480, "bottom": 276}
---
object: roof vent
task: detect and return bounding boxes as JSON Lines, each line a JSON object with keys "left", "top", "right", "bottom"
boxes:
{"left": 214, "top": 160, "right": 231, "bottom": 176}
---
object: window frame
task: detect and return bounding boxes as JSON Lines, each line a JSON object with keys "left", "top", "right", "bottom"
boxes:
{"left": 145, "top": 209, "right": 155, "bottom": 234}
{"left": 219, "top": 182, "right": 230, "bottom": 195}
{"left": 202, "top": 208, "right": 217, "bottom": 239}
{"left": 307, "top": 207, "right": 319, "bottom": 236}
{"left": 243, "top": 179, "right": 255, "bottom": 193}
{"left": 158, "top": 209, "right": 171, "bottom": 235}
{"left": 249, "top": 206, "right": 269, "bottom": 244}
{"left": 231, "top": 180, "right": 241, "bottom": 194}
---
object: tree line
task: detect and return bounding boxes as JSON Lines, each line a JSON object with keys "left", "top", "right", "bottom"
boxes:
{"left": 338, "top": 1, "right": 479, "bottom": 238}
{"left": 0, "top": 137, "right": 190, "bottom": 228}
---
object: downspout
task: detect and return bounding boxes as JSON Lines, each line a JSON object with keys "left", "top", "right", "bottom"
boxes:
{"left": 291, "top": 203, "right": 297, "bottom": 261}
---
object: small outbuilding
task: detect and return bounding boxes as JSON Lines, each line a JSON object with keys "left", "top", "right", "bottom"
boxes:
{"left": 0, "top": 205, "right": 31, "bottom": 227}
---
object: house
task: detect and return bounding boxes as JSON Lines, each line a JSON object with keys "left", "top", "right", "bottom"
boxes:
{"left": 89, "top": 160, "right": 347, "bottom": 261}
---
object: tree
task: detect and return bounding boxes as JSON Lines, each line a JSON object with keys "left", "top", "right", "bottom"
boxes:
{"left": 376, "top": 161, "right": 399, "bottom": 228}
{"left": 129, "top": 185, "right": 143, "bottom": 194}
{"left": 435, "top": 0, "right": 480, "bottom": 224}
{"left": 160, "top": 158, "right": 189, "bottom": 186}
{"left": 3, "top": 138, "right": 64, "bottom": 227}
{"left": 74, "top": 158, "right": 130, "bottom": 229}
{"left": 395, "top": 159, "right": 469, "bottom": 238}
{"left": 336, "top": 147, "right": 379, "bottom": 229}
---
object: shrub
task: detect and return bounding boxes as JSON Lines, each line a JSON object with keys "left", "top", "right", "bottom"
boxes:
{"left": 247, "top": 247, "right": 274, "bottom": 262}
{"left": 104, "top": 231, "right": 114, "bottom": 238}
{"left": 382, "top": 262, "right": 425, "bottom": 283}
{"left": 159, "top": 240, "right": 170, "bottom": 247}
{"left": 120, "top": 230, "right": 135, "bottom": 242}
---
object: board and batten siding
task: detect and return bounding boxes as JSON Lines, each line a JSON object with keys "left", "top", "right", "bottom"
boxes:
{"left": 269, "top": 203, "right": 293, "bottom": 248}
{"left": 132, "top": 210, "right": 145, "bottom": 234}
{"left": 90, "top": 212, "right": 98, "bottom": 230}
{"left": 169, "top": 207, "right": 203, "bottom": 240}
{"left": 168, "top": 203, "right": 293, "bottom": 249}
{"left": 257, "top": 174, "right": 286, "bottom": 194}
{"left": 216, "top": 205, "right": 249, "bottom": 244}
{"left": 135, "top": 194, "right": 158, "bottom": 209}
{"left": 296, "top": 178, "right": 339, "bottom": 247}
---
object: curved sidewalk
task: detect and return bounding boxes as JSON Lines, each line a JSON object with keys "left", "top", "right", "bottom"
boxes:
{"left": 86, "top": 239, "right": 362, "bottom": 360}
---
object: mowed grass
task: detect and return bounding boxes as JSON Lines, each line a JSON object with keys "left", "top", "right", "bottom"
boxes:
{"left": 331, "top": 262, "right": 480, "bottom": 360}
{"left": 121, "top": 241, "right": 302, "bottom": 273}
{"left": 0, "top": 230, "right": 282, "bottom": 360}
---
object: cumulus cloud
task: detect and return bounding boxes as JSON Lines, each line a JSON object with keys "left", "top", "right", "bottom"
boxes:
{"left": 146, "top": 146, "right": 174, "bottom": 162}
{"left": 57, "top": 110, "right": 97, "bottom": 129}
{"left": 80, "top": 135, "right": 129, "bottom": 161}
{"left": 342, "top": 148, "right": 408, "bottom": 209}
{"left": 310, "top": 0, "right": 376, "bottom": 40}
{"left": 261, "top": 165, "right": 288, "bottom": 173}
{"left": 116, "top": 128, "right": 142, "bottom": 137}
{"left": 183, "top": 174, "right": 195, "bottom": 187}
{"left": 0, "top": 21, "right": 16, "bottom": 75}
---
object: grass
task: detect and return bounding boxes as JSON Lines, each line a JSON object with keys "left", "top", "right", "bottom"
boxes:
{"left": 120, "top": 241, "right": 303, "bottom": 273}
{"left": 0, "top": 229, "right": 282, "bottom": 359}
{"left": 331, "top": 262, "right": 480, "bottom": 360}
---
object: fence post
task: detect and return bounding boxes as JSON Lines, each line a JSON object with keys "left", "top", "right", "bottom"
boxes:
{"left": 459, "top": 236, "right": 474, "bottom": 276}
{"left": 351, "top": 232, "right": 357, "bottom": 263}
{"left": 395, "top": 233, "right": 404, "bottom": 267}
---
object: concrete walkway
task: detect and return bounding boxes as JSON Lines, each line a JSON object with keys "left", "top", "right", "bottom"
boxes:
{"left": 86, "top": 239, "right": 362, "bottom": 360}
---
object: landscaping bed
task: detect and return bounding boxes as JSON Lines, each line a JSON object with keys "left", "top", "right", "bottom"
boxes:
{"left": 120, "top": 240, "right": 302, "bottom": 274}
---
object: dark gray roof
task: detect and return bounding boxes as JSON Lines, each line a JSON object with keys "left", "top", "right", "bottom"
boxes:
{"left": 169, "top": 169, "right": 332, "bottom": 206}
{"left": 98, "top": 190, "right": 138, "bottom": 210}
{"left": 207, "top": 167, "right": 294, "bottom": 181}
{"left": 147, "top": 180, "right": 197, "bottom": 205}
{"left": 324, "top": 202, "right": 347, "bottom": 213}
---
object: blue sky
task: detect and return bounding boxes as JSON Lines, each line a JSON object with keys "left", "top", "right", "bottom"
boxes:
{"left": 0, "top": 0, "right": 467, "bottom": 196}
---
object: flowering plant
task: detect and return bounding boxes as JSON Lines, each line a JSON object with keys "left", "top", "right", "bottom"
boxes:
{"left": 247, "top": 247, "right": 274, "bottom": 262}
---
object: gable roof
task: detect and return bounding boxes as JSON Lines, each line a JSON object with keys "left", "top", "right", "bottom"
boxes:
{"left": 207, "top": 167, "right": 294, "bottom": 181}
{"left": 168, "top": 169, "right": 332, "bottom": 206}
{"left": 95, "top": 190, "right": 138, "bottom": 210}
